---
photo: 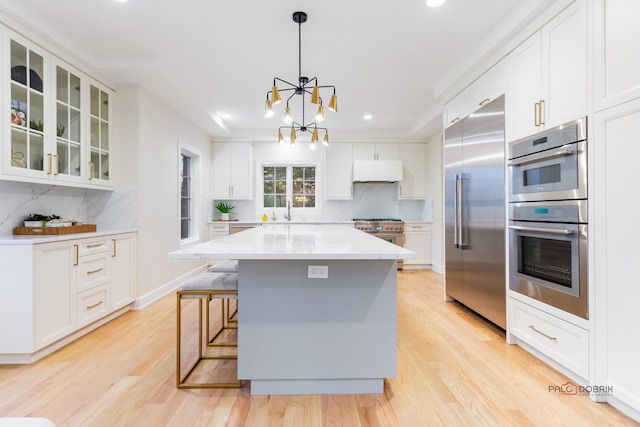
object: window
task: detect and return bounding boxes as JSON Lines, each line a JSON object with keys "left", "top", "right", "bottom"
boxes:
{"left": 262, "top": 165, "right": 316, "bottom": 209}
{"left": 180, "top": 153, "right": 192, "bottom": 240}
{"left": 179, "top": 144, "right": 201, "bottom": 244}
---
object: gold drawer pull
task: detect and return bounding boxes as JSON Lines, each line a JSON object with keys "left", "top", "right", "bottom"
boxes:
{"left": 87, "top": 301, "right": 104, "bottom": 310}
{"left": 87, "top": 268, "right": 104, "bottom": 275}
{"left": 478, "top": 98, "right": 491, "bottom": 106}
{"left": 528, "top": 325, "right": 557, "bottom": 341}
{"left": 86, "top": 243, "right": 104, "bottom": 249}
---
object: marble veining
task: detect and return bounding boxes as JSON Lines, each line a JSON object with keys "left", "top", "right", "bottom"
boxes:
{"left": 0, "top": 181, "right": 138, "bottom": 236}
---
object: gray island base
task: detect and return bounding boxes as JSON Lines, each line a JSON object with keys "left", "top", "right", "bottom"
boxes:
{"left": 168, "top": 224, "right": 414, "bottom": 395}
{"left": 239, "top": 259, "right": 397, "bottom": 395}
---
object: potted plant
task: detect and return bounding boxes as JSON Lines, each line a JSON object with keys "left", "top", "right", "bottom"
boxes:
{"left": 24, "top": 213, "right": 61, "bottom": 227}
{"left": 215, "top": 202, "right": 235, "bottom": 221}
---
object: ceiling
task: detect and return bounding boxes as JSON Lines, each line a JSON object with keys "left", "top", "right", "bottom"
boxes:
{"left": 0, "top": 0, "right": 552, "bottom": 142}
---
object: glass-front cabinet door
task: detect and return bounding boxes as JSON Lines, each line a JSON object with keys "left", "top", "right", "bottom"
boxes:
{"left": 53, "top": 59, "right": 83, "bottom": 182}
{"left": 2, "top": 28, "right": 114, "bottom": 188}
{"left": 89, "top": 82, "right": 110, "bottom": 185}
{"left": 4, "top": 31, "right": 49, "bottom": 178}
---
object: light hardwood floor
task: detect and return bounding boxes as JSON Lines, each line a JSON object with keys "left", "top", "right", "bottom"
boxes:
{"left": 0, "top": 270, "right": 636, "bottom": 426}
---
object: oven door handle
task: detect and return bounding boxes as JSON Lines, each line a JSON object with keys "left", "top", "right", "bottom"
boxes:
{"left": 507, "top": 149, "right": 574, "bottom": 167}
{"left": 508, "top": 225, "right": 575, "bottom": 235}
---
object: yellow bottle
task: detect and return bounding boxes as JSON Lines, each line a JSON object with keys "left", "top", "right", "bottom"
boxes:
{"left": 261, "top": 214, "right": 268, "bottom": 222}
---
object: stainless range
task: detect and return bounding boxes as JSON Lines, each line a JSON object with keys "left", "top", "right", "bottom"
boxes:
{"left": 353, "top": 218, "right": 405, "bottom": 269}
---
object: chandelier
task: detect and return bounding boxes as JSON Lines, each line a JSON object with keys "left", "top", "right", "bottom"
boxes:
{"left": 264, "top": 11, "right": 338, "bottom": 149}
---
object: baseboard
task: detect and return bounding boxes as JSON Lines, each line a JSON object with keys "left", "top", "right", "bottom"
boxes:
{"left": 131, "top": 265, "right": 207, "bottom": 310}
{"left": 431, "top": 263, "right": 444, "bottom": 274}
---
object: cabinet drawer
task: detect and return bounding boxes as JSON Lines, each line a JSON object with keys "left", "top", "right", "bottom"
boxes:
{"left": 77, "top": 252, "right": 110, "bottom": 292}
{"left": 77, "top": 285, "right": 110, "bottom": 327}
{"left": 510, "top": 298, "right": 589, "bottom": 378}
{"left": 77, "top": 238, "right": 110, "bottom": 257}
{"left": 404, "top": 223, "right": 432, "bottom": 232}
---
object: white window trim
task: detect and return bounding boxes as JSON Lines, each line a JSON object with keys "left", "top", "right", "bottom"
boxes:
{"left": 257, "top": 161, "right": 321, "bottom": 215}
{"left": 179, "top": 142, "right": 203, "bottom": 246}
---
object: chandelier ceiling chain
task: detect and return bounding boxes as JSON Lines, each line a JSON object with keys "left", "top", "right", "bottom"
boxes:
{"left": 264, "top": 11, "right": 338, "bottom": 149}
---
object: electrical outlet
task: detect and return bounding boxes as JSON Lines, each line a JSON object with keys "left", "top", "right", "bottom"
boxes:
{"left": 308, "top": 265, "right": 328, "bottom": 279}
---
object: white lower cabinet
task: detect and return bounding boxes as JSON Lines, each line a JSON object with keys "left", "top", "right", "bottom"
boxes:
{"left": 403, "top": 223, "right": 432, "bottom": 269}
{"left": 0, "top": 231, "right": 136, "bottom": 363}
{"left": 208, "top": 222, "right": 230, "bottom": 240}
{"left": 34, "top": 240, "right": 76, "bottom": 350}
{"left": 510, "top": 298, "right": 589, "bottom": 380}
{"left": 110, "top": 233, "right": 135, "bottom": 311}
{"left": 77, "top": 285, "right": 110, "bottom": 328}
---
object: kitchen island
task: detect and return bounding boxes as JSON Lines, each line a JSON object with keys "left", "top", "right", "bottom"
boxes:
{"left": 168, "top": 224, "right": 415, "bottom": 395}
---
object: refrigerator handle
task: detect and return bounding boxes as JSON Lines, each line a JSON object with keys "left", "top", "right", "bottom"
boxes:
{"left": 458, "top": 174, "right": 465, "bottom": 249}
{"left": 454, "top": 174, "right": 459, "bottom": 248}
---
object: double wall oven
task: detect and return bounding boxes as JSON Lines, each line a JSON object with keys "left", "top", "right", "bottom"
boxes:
{"left": 354, "top": 219, "right": 405, "bottom": 269}
{"left": 507, "top": 117, "right": 588, "bottom": 319}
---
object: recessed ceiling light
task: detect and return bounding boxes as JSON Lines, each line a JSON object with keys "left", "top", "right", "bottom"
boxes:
{"left": 115, "top": 0, "right": 129, "bottom": 3}
{"left": 426, "top": 0, "right": 446, "bottom": 7}
{"left": 363, "top": 114, "right": 373, "bottom": 120}
{"left": 221, "top": 114, "right": 231, "bottom": 120}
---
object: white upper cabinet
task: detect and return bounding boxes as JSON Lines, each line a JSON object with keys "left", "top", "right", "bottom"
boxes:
{"left": 471, "top": 59, "right": 506, "bottom": 110}
{"left": 2, "top": 27, "right": 114, "bottom": 188}
{"left": 444, "top": 60, "right": 506, "bottom": 129}
{"left": 353, "top": 143, "right": 398, "bottom": 161}
{"left": 507, "top": 0, "right": 587, "bottom": 142}
{"left": 325, "top": 143, "right": 353, "bottom": 200}
{"left": 4, "top": 29, "right": 51, "bottom": 181}
{"left": 444, "top": 91, "right": 470, "bottom": 128}
{"left": 594, "top": 0, "right": 640, "bottom": 111}
{"left": 399, "top": 143, "right": 427, "bottom": 200}
{"left": 88, "top": 81, "right": 112, "bottom": 186}
{"left": 211, "top": 142, "right": 253, "bottom": 199}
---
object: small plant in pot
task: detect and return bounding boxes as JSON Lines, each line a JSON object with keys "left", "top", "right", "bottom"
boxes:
{"left": 215, "top": 202, "right": 235, "bottom": 221}
{"left": 24, "top": 213, "right": 61, "bottom": 227}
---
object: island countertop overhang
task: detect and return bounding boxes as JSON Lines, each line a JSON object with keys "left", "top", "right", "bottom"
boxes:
{"left": 168, "top": 224, "right": 416, "bottom": 260}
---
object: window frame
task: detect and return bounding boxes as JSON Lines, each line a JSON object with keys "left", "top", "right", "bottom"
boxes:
{"left": 179, "top": 143, "right": 202, "bottom": 246}
{"left": 258, "top": 161, "right": 321, "bottom": 214}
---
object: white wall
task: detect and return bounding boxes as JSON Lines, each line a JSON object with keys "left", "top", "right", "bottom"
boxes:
{"left": 116, "top": 85, "right": 212, "bottom": 304}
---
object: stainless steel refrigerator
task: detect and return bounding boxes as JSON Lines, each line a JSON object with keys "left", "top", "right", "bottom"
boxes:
{"left": 444, "top": 95, "right": 506, "bottom": 329}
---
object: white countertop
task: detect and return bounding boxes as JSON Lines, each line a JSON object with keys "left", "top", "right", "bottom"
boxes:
{"left": 170, "top": 224, "right": 416, "bottom": 260}
{"left": 208, "top": 220, "right": 355, "bottom": 225}
{"left": 0, "top": 229, "right": 137, "bottom": 245}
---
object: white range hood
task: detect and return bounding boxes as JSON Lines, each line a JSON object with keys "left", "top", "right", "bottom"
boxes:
{"left": 352, "top": 160, "right": 403, "bottom": 182}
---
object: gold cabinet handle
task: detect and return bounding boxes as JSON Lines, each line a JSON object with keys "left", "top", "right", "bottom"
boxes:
{"left": 528, "top": 325, "right": 557, "bottom": 341}
{"left": 54, "top": 154, "right": 59, "bottom": 175}
{"left": 86, "top": 243, "right": 104, "bottom": 249}
{"left": 451, "top": 117, "right": 460, "bottom": 124}
{"left": 74, "top": 244, "right": 79, "bottom": 266}
{"left": 87, "top": 268, "right": 104, "bottom": 275}
{"left": 478, "top": 98, "right": 491, "bottom": 106}
{"left": 86, "top": 301, "right": 104, "bottom": 310}
{"left": 534, "top": 102, "right": 539, "bottom": 126}
{"left": 539, "top": 99, "right": 545, "bottom": 125}
{"left": 47, "top": 154, "right": 52, "bottom": 175}
{"left": 112, "top": 239, "right": 116, "bottom": 258}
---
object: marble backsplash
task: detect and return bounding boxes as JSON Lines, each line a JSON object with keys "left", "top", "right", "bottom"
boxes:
{"left": 211, "top": 183, "right": 433, "bottom": 223}
{"left": 0, "top": 181, "right": 137, "bottom": 236}
{"left": 0, "top": 180, "right": 429, "bottom": 236}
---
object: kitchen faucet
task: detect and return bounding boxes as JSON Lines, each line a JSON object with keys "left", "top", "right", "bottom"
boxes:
{"left": 284, "top": 201, "right": 291, "bottom": 221}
